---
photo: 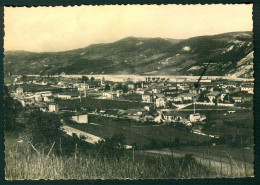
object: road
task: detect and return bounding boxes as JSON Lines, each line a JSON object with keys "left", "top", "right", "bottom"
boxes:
{"left": 61, "top": 125, "right": 132, "bottom": 149}
{"left": 145, "top": 149, "right": 254, "bottom": 177}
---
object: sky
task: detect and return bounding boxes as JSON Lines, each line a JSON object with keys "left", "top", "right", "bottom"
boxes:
{"left": 4, "top": 4, "right": 253, "bottom": 52}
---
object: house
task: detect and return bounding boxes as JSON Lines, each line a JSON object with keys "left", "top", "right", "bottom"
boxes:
{"left": 162, "top": 111, "right": 183, "bottom": 123}
{"left": 49, "top": 103, "right": 59, "bottom": 112}
{"left": 57, "top": 94, "right": 72, "bottom": 100}
{"left": 72, "top": 114, "right": 88, "bottom": 123}
{"left": 116, "top": 90, "right": 123, "bottom": 97}
{"left": 60, "top": 72, "right": 66, "bottom": 76}
{"left": 152, "top": 88, "right": 162, "bottom": 94}
{"left": 39, "top": 104, "right": 48, "bottom": 112}
{"left": 136, "top": 88, "right": 145, "bottom": 95}
{"left": 241, "top": 84, "right": 254, "bottom": 94}
{"left": 205, "top": 91, "right": 220, "bottom": 103}
{"left": 19, "top": 99, "right": 34, "bottom": 107}
{"left": 127, "top": 84, "right": 135, "bottom": 90}
{"left": 223, "top": 84, "right": 237, "bottom": 89}
{"left": 102, "top": 92, "right": 117, "bottom": 99}
{"left": 43, "top": 95, "right": 54, "bottom": 102}
{"left": 16, "top": 87, "right": 23, "bottom": 95}
{"left": 24, "top": 92, "right": 35, "bottom": 100}
{"left": 144, "top": 105, "right": 151, "bottom": 111}
{"left": 40, "top": 91, "right": 52, "bottom": 97}
{"left": 35, "top": 93, "right": 43, "bottom": 102}
{"left": 173, "top": 93, "right": 194, "bottom": 103}
{"left": 231, "top": 96, "right": 244, "bottom": 103}
{"left": 177, "top": 84, "right": 189, "bottom": 91}
{"left": 142, "top": 94, "right": 153, "bottom": 103}
{"left": 189, "top": 113, "right": 206, "bottom": 123}
{"left": 189, "top": 88, "right": 200, "bottom": 94}
{"left": 181, "top": 93, "right": 194, "bottom": 101}
{"left": 220, "top": 93, "right": 226, "bottom": 102}
{"left": 155, "top": 97, "right": 166, "bottom": 108}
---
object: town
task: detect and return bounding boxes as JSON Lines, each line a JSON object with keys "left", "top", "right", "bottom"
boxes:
{"left": 5, "top": 72, "right": 254, "bottom": 143}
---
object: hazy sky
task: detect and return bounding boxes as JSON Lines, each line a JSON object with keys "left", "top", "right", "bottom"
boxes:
{"left": 4, "top": 4, "right": 253, "bottom": 52}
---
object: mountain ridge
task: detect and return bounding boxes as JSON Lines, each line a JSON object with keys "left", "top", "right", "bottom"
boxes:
{"left": 4, "top": 31, "right": 253, "bottom": 78}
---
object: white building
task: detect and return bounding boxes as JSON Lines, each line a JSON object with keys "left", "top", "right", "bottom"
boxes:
{"left": 241, "top": 85, "right": 254, "bottom": 94}
{"left": 232, "top": 97, "right": 244, "bottom": 103}
{"left": 57, "top": 94, "right": 72, "bottom": 100}
{"left": 116, "top": 90, "right": 123, "bottom": 98}
{"left": 155, "top": 97, "right": 166, "bottom": 108}
{"left": 43, "top": 96, "right": 54, "bottom": 102}
{"left": 142, "top": 94, "right": 153, "bottom": 103}
{"left": 49, "top": 103, "right": 59, "bottom": 112}
{"left": 102, "top": 92, "right": 117, "bottom": 99}
{"left": 35, "top": 93, "right": 43, "bottom": 102}
{"left": 72, "top": 114, "right": 88, "bottom": 123}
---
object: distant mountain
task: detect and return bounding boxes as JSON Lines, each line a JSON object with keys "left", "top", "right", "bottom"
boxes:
{"left": 4, "top": 31, "right": 253, "bottom": 78}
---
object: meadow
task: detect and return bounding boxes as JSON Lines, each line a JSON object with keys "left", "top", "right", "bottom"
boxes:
{"left": 5, "top": 134, "right": 212, "bottom": 180}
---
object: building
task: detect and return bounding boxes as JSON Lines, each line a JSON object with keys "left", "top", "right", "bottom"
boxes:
{"left": 136, "top": 88, "right": 145, "bottom": 95}
{"left": 16, "top": 87, "right": 23, "bottom": 95}
{"left": 102, "top": 92, "right": 117, "bottom": 99}
{"left": 127, "top": 84, "right": 135, "bottom": 90}
{"left": 24, "top": 92, "right": 35, "bottom": 100}
{"left": 189, "top": 88, "right": 200, "bottom": 94}
{"left": 57, "top": 94, "right": 72, "bottom": 100}
{"left": 155, "top": 97, "right": 166, "bottom": 108}
{"left": 205, "top": 91, "right": 220, "bottom": 103}
{"left": 189, "top": 113, "right": 206, "bottom": 123}
{"left": 223, "top": 84, "right": 236, "bottom": 89}
{"left": 40, "top": 91, "right": 52, "bottom": 97}
{"left": 43, "top": 95, "right": 54, "bottom": 102}
{"left": 19, "top": 99, "right": 34, "bottom": 107}
{"left": 241, "top": 84, "right": 254, "bottom": 94}
{"left": 35, "top": 93, "right": 43, "bottom": 102}
{"left": 71, "top": 114, "right": 88, "bottom": 123}
{"left": 142, "top": 94, "right": 153, "bottom": 103}
{"left": 173, "top": 96, "right": 183, "bottom": 102}
{"left": 232, "top": 96, "right": 244, "bottom": 103}
{"left": 152, "top": 88, "right": 162, "bottom": 94}
{"left": 181, "top": 93, "right": 194, "bottom": 101}
{"left": 116, "top": 90, "right": 123, "bottom": 98}
{"left": 49, "top": 103, "right": 59, "bottom": 112}
{"left": 162, "top": 111, "right": 183, "bottom": 123}
{"left": 220, "top": 93, "right": 226, "bottom": 102}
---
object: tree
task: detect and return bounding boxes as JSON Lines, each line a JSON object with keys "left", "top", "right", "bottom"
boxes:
{"left": 198, "top": 91, "right": 208, "bottom": 102}
{"left": 3, "top": 86, "right": 22, "bottom": 132}
{"left": 81, "top": 76, "right": 89, "bottom": 83}
{"left": 25, "top": 111, "right": 64, "bottom": 150}
{"left": 91, "top": 77, "right": 95, "bottom": 82}
{"left": 122, "top": 85, "right": 128, "bottom": 93}
{"left": 104, "top": 84, "right": 110, "bottom": 91}
{"left": 95, "top": 133, "right": 126, "bottom": 160}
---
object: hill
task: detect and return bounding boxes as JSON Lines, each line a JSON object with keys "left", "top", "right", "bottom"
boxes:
{"left": 4, "top": 31, "right": 253, "bottom": 77}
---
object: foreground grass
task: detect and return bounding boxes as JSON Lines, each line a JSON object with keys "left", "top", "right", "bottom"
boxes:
{"left": 6, "top": 145, "right": 214, "bottom": 180}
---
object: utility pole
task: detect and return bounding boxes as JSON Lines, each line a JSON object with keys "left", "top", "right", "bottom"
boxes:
{"left": 84, "top": 80, "right": 87, "bottom": 98}
{"left": 132, "top": 146, "right": 135, "bottom": 162}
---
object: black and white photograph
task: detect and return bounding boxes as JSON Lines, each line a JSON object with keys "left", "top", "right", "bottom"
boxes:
{"left": 3, "top": 4, "right": 254, "bottom": 179}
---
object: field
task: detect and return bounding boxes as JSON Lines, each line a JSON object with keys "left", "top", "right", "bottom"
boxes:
{"left": 58, "top": 98, "right": 151, "bottom": 111}
{"left": 66, "top": 115, "right": 211, "bottom": 147}
{"left": 5, "top": 134, "right": 214, "bottom": 179}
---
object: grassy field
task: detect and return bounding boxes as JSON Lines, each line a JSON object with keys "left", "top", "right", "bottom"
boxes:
{"left": 176, "top": 145, "right": 254, "bottom": 164}
{"left": 66, "top": 115, "right": 210, "bottom": 147}
{"left": 5, "top": 134, "right": 214, "bottom": 179}
{"left": 58, "top": 98, "right": 151, "bottom": 111}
